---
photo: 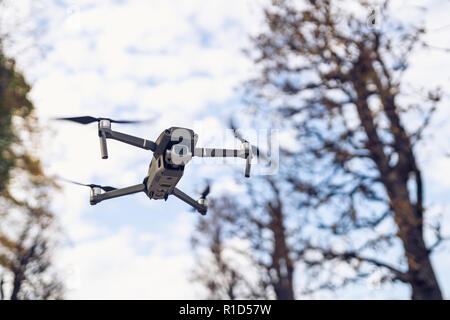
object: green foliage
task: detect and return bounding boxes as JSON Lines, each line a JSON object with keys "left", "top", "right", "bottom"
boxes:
{"left": 0, "top": 46, "right": 63, "bottom": 300}
{"left": 0, "top": 50, "right": 34, "bottom": 192}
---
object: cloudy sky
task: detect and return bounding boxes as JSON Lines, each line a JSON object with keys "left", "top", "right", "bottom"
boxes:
{"left": 2, "top": 0, "right": 449, "bottom": 299}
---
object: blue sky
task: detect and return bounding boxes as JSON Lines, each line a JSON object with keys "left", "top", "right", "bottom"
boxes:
{"left": 2, "top": 0, "right": 449, "bottom": 299}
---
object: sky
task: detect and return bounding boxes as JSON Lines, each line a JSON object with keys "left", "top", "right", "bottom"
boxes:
{"left": 1, "top": 0, "right": 449, "bottom": 299}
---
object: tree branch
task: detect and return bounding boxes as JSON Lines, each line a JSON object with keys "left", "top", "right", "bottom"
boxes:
{"left": 302, "top": 247, "right": 409, "bottom": 283}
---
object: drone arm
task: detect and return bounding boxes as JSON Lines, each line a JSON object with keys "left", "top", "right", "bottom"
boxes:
{"left": 101, "top": 128, "right": 157, "bottom": 152}
{"left": 98, "top": 124, "right": 156, "bottom": 159}
{"left": 172, "top": 187, "right": 207, "bottom": 215}
{"left": 193, "top": 148, "right": 246, "bottom": 158}
{"left": 91, "top": 183, "right": 146, "bottom": 205}
{"left": 194, "top": 146, "right": 253, "bottom": 178}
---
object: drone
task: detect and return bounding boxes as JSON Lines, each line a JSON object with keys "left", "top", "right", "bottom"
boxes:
{"left": 56, "top": 116, "right": 260, "bottom": 215}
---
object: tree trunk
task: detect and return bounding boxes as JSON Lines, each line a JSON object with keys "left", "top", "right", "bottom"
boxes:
{"left": 10, "top": 270, "right": 23, "bottom": 300}
{"left": 273, "top": 275, "right": 295, "bottom": 300}
{"left": 0, "top": 277, "right": 4, "bottom": 300}
{"left": 268, "top": 200, "right": 295, "bottom": 300}
{"left": 387, "top": 180, "right": 442, "bottom": 300}
{"left": 352, "top": 54, "right": 443, "bottom": 300}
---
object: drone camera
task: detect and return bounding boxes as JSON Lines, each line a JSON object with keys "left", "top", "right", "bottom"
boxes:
{"left": 173, "top": 144, "right": 188, "bottom": 156}
{"left": 168, "top": 144, "right": 192, "bottom": 165}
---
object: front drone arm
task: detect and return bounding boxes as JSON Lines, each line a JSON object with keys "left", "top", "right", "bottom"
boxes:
{"left": 104, "top": 129, "right": 156, "bottom": 150}
{"left": 90, "top": 183, "right": 146, "bottom": 205}
{"left": 171, "top": 187, "right": 207, "bottom": 215}
{"left": 98, "top": 120, "right": 156, "bottom": 159}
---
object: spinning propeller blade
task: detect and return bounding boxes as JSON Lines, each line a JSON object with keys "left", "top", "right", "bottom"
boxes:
{"left": 189, "top": 182, "right": 211, "bottom": 213}
{"left": 200, "top": 184, "right": 210, "bottom": 199}
{"left": 230, "top": 119, "right": 262, "bottom": 158}
{"left": 54, "top": 116, "right": 152, "bottom": 125}
{"left": 54, "top": 116, "right": 100, "bottom": 124}
{"left": 62, "top": 178, "right": 117, "bottom": 192}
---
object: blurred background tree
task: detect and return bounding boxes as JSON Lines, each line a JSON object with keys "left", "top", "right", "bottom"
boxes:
{"left": 193, "top": 0, "right": 447, "bottom": 300}
{"left": 0, "top": 44, "right": 63, "bottom": 299}
{"left": 192, "top": 177, "right": 297, "bottom": 299}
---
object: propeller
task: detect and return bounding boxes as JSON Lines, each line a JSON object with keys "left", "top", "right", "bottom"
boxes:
{"left": 54, "top": 116, "right": 150, "bottom": 125}
{"left": 62, "top": 178, "right": 117, "bottom": 192}
{"left": 229, "top": 119, "right": 262, "bottom": 158}
{"left": 230, "top": 119, "right": 268, "bottom": 178}
{"left": 200, "top": 184, "right": 210, "bottom": 199}
{"left": 189, "top": 182, "right": 211, "bottom": 214}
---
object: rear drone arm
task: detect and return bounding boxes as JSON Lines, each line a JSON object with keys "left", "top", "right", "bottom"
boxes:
{"left": 98, "top": 120, "right": 156, "bottom": 159}
{"left": 90, "top": 183, "right": 146, "bottom": 205}
{"left": 171, "top": 187, "right": 207, "bottom": 215}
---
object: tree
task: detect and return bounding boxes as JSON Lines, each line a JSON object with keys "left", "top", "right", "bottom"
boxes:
{"left": 192, "top": 177, "right": 297, "bottom": 300}
{"left": 193, "top": 0, "right": 447, "bottom": 299}
{"left": 191, "top": 197, "right": 266, "bottom": 300}
{"left": 0, "top": 46, "right": 63, "bottom": 300}
{"left": 248, "top": 0, "right": 446, "bottom": 299}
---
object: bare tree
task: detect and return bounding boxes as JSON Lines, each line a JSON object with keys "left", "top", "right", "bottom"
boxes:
{"left": 241, "top": 0, "right": 446, "bottom": 299}
{"left": 192, "top": 197, "right": 266, "bottom": 300}
{"left": 193, "top": 0, "right": 448, "bottom": 300}
{"left": 192, "top": 177, "right": 297, "bottom": 300}
{"left": 3, "top": 215, "right": 63, "bottom": 300}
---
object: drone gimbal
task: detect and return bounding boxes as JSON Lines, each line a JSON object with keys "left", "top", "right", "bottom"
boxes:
{"left": 57, "top": 116, "right": 259, "bottom": 215}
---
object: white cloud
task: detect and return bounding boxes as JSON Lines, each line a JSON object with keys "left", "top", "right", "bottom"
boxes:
{"left": 57, "top": 222, "right": 201, "bottom": 299}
